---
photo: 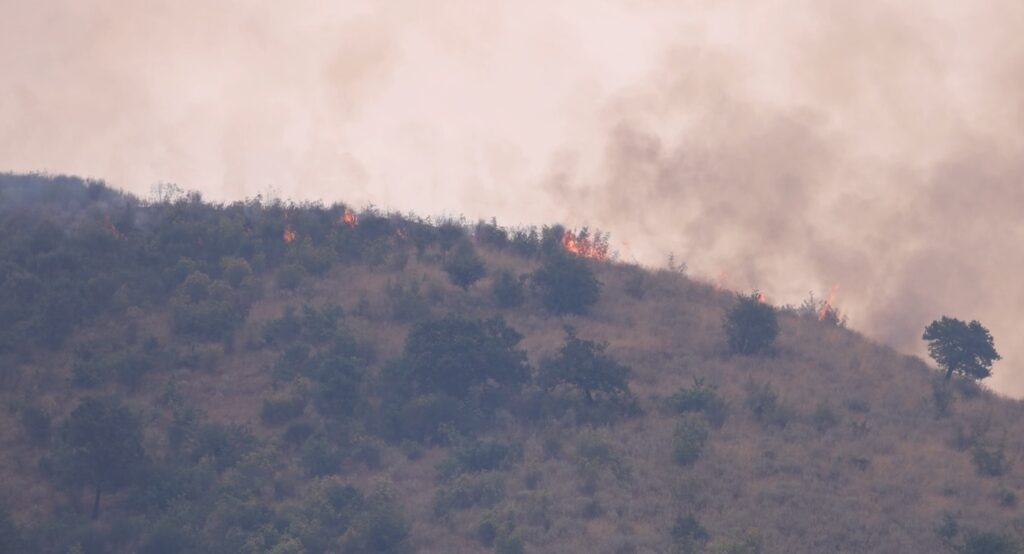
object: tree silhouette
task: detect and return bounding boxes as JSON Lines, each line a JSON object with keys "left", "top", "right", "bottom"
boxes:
{"left": 45, "top": 397, "right": 145, "bottom": 519}
{"left": 532, "top": 252, "right": 601, "bottom": 315}
{"left": 443, "top": 241, "right": 486, "bottom": 290}
{"left": 923, "top": 316, "right": 1000, "bottom": 382}
{"left": 723, "top": 291, "right": 779, "bottom": 355}
{"left": 542, "top": 327, "right": 630, "bottom": 403}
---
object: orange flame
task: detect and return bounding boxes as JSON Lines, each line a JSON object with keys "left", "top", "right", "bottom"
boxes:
{"left": 818, "top": 284, "right": 840, "bottom": 321}
{"left": 562, "top": 230, "right": 608, "bottom": 260}
{"left": 756, "top": 291, "right": 767, "bottom": 303}
{"left": 283, "top": 224, "right": 296, "bottom": 244}
{"left": 341, "top": 208, "right": 358, "bottom": 228}
{"left": 103, "top": 215, "right": 123, "bottom": 239}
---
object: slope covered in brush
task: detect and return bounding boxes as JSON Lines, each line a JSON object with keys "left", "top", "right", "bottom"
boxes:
{"left": 0, "top": 173, "right": 1021, "bottom": 554}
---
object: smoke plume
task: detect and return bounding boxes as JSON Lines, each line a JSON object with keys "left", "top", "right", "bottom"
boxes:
{"left": 2, "top": 1, "right": 1024, "bottom": 392}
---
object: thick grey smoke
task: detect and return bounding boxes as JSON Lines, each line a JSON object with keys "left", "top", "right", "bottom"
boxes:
{"left": 2, "top": 1, "right": 1024, "bottom": 393}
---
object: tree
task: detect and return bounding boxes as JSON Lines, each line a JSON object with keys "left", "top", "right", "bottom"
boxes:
{"left": 532, "top": 252, "right": 601, "bottom": 315}
{"left": 542, "top": 327, "right": 630, "bottom": 403}
{"left": 923, "top": 316, "right": 1000, "bottom": 382}
{"left": 723, "top": 291, "right": 779, "bottom": 355}
{"left": 45, "top": 397, "right": 145, "bottom": 519}
{"left": 957, "top": 531, "right": 1021, "bottom": 554}
{"left": 443, "top": 241, "right": 486, "bottom": 290}
{"left": 402, "top": 315, "right": 530, "bottom": 398}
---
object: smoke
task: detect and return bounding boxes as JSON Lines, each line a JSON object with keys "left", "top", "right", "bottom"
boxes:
{"left": 3, "top": 1, "right": 1024, "bottom": 392}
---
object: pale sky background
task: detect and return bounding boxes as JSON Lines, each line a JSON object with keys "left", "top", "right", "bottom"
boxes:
{"left": 3, "top": 1, "right": 1024, "bottom": 394}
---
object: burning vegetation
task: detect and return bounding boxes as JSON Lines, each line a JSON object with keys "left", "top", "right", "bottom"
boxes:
{"left": 341, "top": 207, "right": 358, "bottom": 228}
{"left": 562, "top": 228, "right": 609, "bottom": 261}
{"left": 283, "top": 224, "right": 296, "bottom": 244}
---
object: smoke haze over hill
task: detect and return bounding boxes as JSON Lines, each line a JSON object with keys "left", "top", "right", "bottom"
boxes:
{"left": 3, "top": 1, "right": 1024, "bottom": 393}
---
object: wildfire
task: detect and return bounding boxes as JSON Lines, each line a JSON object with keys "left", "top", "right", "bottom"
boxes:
{"left": 103, "top": 215, "right": 122, "bottom": 239}
{"left": 756, "top": 291, "right": 767, "bottom": 303}
{"left": 818, "top": 284, "right": 840, "bottom": 321}
{"left": 562, "top": 229, "right": 608, "bottom": 261}
{"left": 283, "top": 224, "right": 296, "bottom": 244}
{"left": 341, "top": 208, "right": 358, "bottom": 228}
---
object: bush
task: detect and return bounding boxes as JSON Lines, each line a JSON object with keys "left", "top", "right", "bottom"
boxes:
{"left": 492, "top": 270, "right": 525, "bottom": 308}
{"left": 671, "top": 515, "right": 710, "bottom": 554}
{"left": 810, "top": 402, "right": 841, "bottom": 432}
{"left": 443, "top": 241, "right": 486, "bottom": 290}
{"left": 972, "top": 441, "right": 1009, "bottom": 477}
{"left": 724, "top": 292, "right": 779, "bottom": 355}
{"left": 672, "top": 417, "right": 709, "bottom": 466}
{"left": 433, "top": 473, "right": 506, "bottom": 517}
{"left": 19, "top": 405, "right": 51, "bottom": 446}
{"left": 744, "top": 382, "right": 794, "bottom": 429}
{"left": 276, "top": 263, "right": 305, "bottom": 291}
{"left": 400, "top": 315, "right": 530, "bottom": 398}
{"left": 958, "top": 531, "right": 1021, "bottom": 554}
{"left": 668, "top": 378, "right": 728, "bottom": 427}
{"left": 385, "top": 278, "right": 431, "bottom": 322}
{"left": 436, "top": 440, "right": 523, "bottom": 481}
{"left": 301, "top": 435, "right": 345, "bottom": 476}
{"left": 532, "top": 252, "right": 601, "bottom": 315}
{"left": 575, "top": 430, "right": 632, "bottom": 482}
{"left": 260, "top": 395, "right": 306, "bottom": 426}
{"left": 542, "top": 327, "right": 630, "bottom": 404}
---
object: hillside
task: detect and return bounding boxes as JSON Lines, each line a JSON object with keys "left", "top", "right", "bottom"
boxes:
{"left": 0, "top": 173, "right": 1022, "bottom": 554}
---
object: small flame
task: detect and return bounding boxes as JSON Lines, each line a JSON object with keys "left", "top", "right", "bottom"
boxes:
{"left": 283, "top": 224, "right": 296, "bottom": 244}
{"left": 756, "top": 291, "right": 767, "bottom": 303}
{"left": 562, "top": 230, "right": 608, "bottom": 260}
{"left": 818, "top": 284, "right": 840, "bottom": 321}
{"left": 103, "top": 215, "right": 123, "bottom": 239}
{"left": 342, "top": 208, "right": 358, "bottom": 228}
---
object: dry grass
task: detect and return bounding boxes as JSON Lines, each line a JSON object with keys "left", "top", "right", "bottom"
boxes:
{"left": 2, "top": 239, "right": 1023, "bottom": 553}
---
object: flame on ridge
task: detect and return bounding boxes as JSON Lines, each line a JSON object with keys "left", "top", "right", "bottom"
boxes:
{"left": 818, "top": 284, "right": 840, "bottom": 321}
{"left": 283, "top": 224, "right": 296, "bottom": 244}
{"left": 562, "top": 229, "right": 608, "bottom": 260}
{"left": 342, "top": 208, "right": 358, "bottom": 228}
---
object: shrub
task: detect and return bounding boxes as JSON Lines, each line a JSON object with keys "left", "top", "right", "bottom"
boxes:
{"left": 671, "top": 514, "right": 710, "bottom": 554}
{"left": 436, "top": 440, "right": 523, "bottom": 481}
{"left": 443, "top": 241, "right": 486, "bottom": 290}
{"left": 668, "top": 378, "right": 728, "bottom": 427}
{"left": 385, "top": 278, "right": 431, "bottom": 322}
{"left": 724, "top": 292, "right": 779, "bottom": 355}
{"left": 19, "top": 405, "right": 51, "bottom": 446}
{"left": 972, "top": 440, "right": 1009, "bottom": 477}
{"left": 810, "top": 402, "right": 841, "bottom": 432}
{"left": 276, "top": 263, "right": 305, "bottom": 291}
{"left": 958, "top": 531, "right": 1021, "bottom": 554}
{"left": 401, "top": 315, "right": 530, "bottom": 398}
{"left": 744, "top": 382, "right": 794, "bottom": 429}
{"left": 575, "top": 430, "right": 632, "bottom": 482}
{"left": 672, "top": 417, "right": 709, "bottom": 466}
{"left": 532, "top": 252, "right": 601, "bottom": 315}
{"left": 301, "top": 435, "right": 345, "bottom": 477}
{"left": 708, "top": 531, "right": 763, "bottom": 554}
{"left": 542, "top": 327, "right": 630, "bottom": 404}
{"left": 260, "top": 395, "right": 306, "bottom": 426}
{"left": 433, "top": 473, "right": 506, "bottom": 517}
{"left": 492, "top": 270, "right": 525, "bottom": 308}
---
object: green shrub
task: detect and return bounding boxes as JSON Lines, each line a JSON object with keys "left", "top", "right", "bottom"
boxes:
{"left": 301, "top": 435, "right": 345, "bottom": 477}
{"left": 532, "top": 252, "right": 601, "bottom": 315}
{"left": 433, "top": 473, "right": 506, "bottom": 517}
{"left": 811, "top": 402, "right": 841, "bottom": 432}
{"left": 724, "top": 292, "right": 779, "bottom": 355}
{"left": 672, "top": 417, "right": 709, "bottom": 466}
{"left": 671, "top": 514, "right": 710, "bottom": 554}
{"left": 260, "top": 395, "right": 306, "bottom": 426}
{"left": 744, "top": 382, "right": 794, "bottom": 429}
{"left": 436, "top": 440, "right": 523, "bottom": 481}
{"left": 575, "top": 430, "right": 632, "bottom": 482}
{"left": 972, "top": 441, "right": 1009, "bottom": 477}
{"left": 492, "top": 270, "right": 525, "bottom": 308}
{"left": 276, "top": 263, "right": 305, "bottom": 291}
{"left": 19, "top": 405, "right": 51, "bottom": 446}
{"left": 443, "top": 241, "right": 486, "bottom": 290}
{"left": 668, "top": 378, "right": 728, "bottom": 427}
{"left": 958, "top": 531, "right": 1021, "bottom": 554}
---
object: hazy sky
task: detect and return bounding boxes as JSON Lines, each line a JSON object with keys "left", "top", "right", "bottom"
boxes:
{"left": 3, "top": 1, "right": 1024, "bottom": 394}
